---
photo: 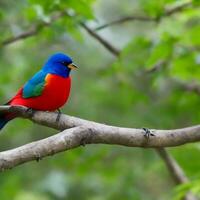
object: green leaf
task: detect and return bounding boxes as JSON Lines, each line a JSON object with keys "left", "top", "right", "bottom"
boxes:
{"left": 170, "top": 52, "right": 200, "bottom": 80}
{"left": 120, "top": 36, "right": 152, "bottom": 72}
{"left": 139, "top": 0, "right": 166, "bottom": 17}
{"left": 146, "top": 34, "right": 175, "bottom": 67}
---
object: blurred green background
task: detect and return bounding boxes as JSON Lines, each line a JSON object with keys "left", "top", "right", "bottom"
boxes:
{"left": 0, "top": 0, "right": 200, "bottom": 199}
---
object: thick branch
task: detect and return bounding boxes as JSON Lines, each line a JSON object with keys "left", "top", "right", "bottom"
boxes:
{"left": 1, "top": 105, "right": 200, "bottom": 147}
{"left": 0, "top": 105, "right": 200, "bottom": 171}
{"left": 80, "top": 22, "right": 197, "bottom": 200}
{"left": 0, "top": 126, "right": 87, "bottom": 170}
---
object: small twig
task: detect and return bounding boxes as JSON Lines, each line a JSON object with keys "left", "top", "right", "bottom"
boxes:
{"left": 170, "top": 79, "right": 200, "bottom": 96}
{"left": 145, "top": 60, "right": 167, "bottom": 73}
{"left": 95, "top": 16, "right": 156, "bottom": 31}
{"left": 179, "top": 81, "right": 200, "bottom": 96}
{"left": 164, "top": 1, "right": 192, "bottom": 16}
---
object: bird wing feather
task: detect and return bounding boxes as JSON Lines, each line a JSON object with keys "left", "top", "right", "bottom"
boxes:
{"left": 22, "top": 70, "right": 47, "bottom": 98}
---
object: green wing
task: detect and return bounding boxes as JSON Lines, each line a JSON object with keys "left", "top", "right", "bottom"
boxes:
{"left": 22, "top": 70, "right": 47, "bottom": 98}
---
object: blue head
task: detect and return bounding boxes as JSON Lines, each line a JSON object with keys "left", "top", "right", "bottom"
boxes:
{"left": 43, "top": 53, "right": 77, "bottom": 78}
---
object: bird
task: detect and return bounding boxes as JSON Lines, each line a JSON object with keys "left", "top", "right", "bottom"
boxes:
{"left": 0, "top": 52, "right": 77, "bottom": 130}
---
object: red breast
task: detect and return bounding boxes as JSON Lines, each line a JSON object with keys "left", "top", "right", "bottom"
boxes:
{"left": 10, "top": 74, "right": 71, "bottom": 111}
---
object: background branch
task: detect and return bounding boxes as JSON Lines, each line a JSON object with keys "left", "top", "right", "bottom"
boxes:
{"left": 80, "top": 22, "right": 120, "bottom": 56}
{"left": 156, "top": 148, "right": 188, "bottom": 184}
{"left": 156, "top": 148, "right": 197, "bottom": 200}
{"left": 1, "top": 1, "right": 192, "bottom": 47}
{"left": 95, "top": 16, "right": 155, "bottom": 31}
{"left": 1, "top": 11, "right": 66, "bottom": 46}
{"left": 178, "top": 81, "right": 200, "bottom": 96}
{"left": 95, "top": 1, "right": 192, "bottom": 30}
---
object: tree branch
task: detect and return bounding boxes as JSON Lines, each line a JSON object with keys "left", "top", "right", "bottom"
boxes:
{"left": 1, "top": 11, "right": 121, "bottom": 58}
{"left": 2, "top": 105, "right": 199, "bottom": 199}
{"left": 82, "top": 24, "right": 200, "bottom": 100}
{"left": 95, "top": 16, "right": 155, "bottom": 31}
{"left": 80, "top": 22, "right": 198, "bottom": 200}
{"left": 145, "top": 60, "right": 167, "bottom": 73}
{"left": 0, "top": 126, "right": 86, "bottom": 171}
{"left": 80, "top": 22, "right": 120, "bottom": 56}
{"left": 156, "top": 148, "right": 188, "bottom": 184}
{"left": 156, "top": 148, "right": 197, "bottom": 200}
{"left": 179, "top": 81, "right": 200, "bottom": 96}
{"left": 1, "top": 11, "right": 66, "bottom": 46}
{"left": 0, "top": 5, "right": 197, "bottom": 196}
{"left": 1, "top": 1, "right": 192, "bottom": 46}
{"left": 0, "top": 105, "right": 200, "bottom": 171}
{"left": 95, "top": 1, "right": 192, "bottom": 30}
{"left": 164, "top": 1, "right": 192, "bottom": 16}
{"left": 3, "top": 105, "right": 200, "bottom": 145}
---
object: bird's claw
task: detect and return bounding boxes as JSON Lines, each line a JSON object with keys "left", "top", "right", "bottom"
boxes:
{"left": 34, "top": 152, "right": 42, "bottom": 162}
{"left": 36, "top": 155, "right": 41, "bottom": 162}
{"left": 142, "top": 128, "right": 155, "bottom": 139}
{"left": 80, "top": 137, "right": 87, "bottom": 146}
{"left": 26, "top": 108, "right": 36, "bottom": 117}
{"left": 56, "top": 109, "right": 62, "bottom": 122}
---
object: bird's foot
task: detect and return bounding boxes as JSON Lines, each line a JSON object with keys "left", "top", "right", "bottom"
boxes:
{"left": 80, "top": 137, "right": 87, "bottom": 146}
{"left": 26, "top": 108, "right": 36, "bottom": 118}
{"left": 35, "top": 153, "right": 42, "bottom": 162}
{"left": 56, "top": 109, "right": 62, "bottom": 122}
{"left": 142, "top": 128, "right": 155, "bottom": 139}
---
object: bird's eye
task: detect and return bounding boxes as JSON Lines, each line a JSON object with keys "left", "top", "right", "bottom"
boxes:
{"left": 61, "top": 61, "right": 68, "bottom": 66}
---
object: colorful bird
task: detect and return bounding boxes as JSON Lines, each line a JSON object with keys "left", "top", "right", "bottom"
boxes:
{"left": 0, "top": 53, "right": 77, "bottom": 130}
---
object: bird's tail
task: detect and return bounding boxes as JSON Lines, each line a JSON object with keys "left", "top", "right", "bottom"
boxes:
{"left": 0, "top": 114, "right": 9, "bottom": 130}
{"left": 0, "top": 112, "right": 16, "bottom": 130}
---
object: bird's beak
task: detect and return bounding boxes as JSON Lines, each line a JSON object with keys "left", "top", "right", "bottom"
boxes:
{"left": 68, "top": 63, "right": 78, "bottom": 70}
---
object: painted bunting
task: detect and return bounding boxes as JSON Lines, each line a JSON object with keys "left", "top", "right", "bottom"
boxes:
{"left": 0, "top": 53, "right": 77, "bottom": 130}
